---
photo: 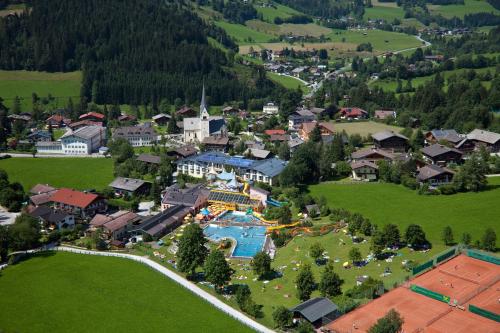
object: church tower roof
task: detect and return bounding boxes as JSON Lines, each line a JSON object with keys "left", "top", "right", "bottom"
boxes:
{"left": 200, "top": 83, "right": 209, "bottom": 120}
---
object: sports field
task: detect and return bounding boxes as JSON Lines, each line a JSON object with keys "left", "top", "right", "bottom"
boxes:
{"left": 327, "top": 254, "right": 499, "bottom": 333}
{"left": 332, "top": 121, "right": 403, "bottom": 137}
{"left": 0, "top": 70, "right": 81, "bottom": 109}
{"left": 0, "top": 157, "right": 114, "bottom": 191}
{"left": 309, "top": 177, "right": 500, "bottom": 247}
{"left": 0, "top": 252, "right": 252, "bottom": 333}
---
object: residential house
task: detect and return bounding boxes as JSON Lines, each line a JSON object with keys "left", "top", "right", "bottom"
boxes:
{"left": 29, "top": 184, "right": 58, "bottom": 207}
{"left": 161, "top": 183, "right": 209, "bottom": 212}
{"left": 136, "top": 153, "right": 161, "bottom": 165}
{"left": 310, "top": 107, "right": 326, "bottom": 119}
{"left": 263, "top": 102, "right": 279, "bottom": 115}
{"left": 8, "top": 113, "right": 32, "bottom": 124}
{"left": 264, "top": 129, "right": 286, "bottom": 136}
{"left": 269, "top": 134, "right": 289, "bottom": 143}
{"left": 288, "top": 109, "right": 316, "bottom": 129}
{"left": 421, "top": 144, "right": 463, "bottom": 166}
{"left": 245, "top": 140, "right": 266, "bottom": 151}
{"left": 90, "top": 211, "right": 141, "bottom": 241}
{"left": 118, "top": 114, "right": 136, "bottom": 122}
{"left": 109, "top": 177, "right": 151, "bottom": 197}
{"left": 299, "top": 122, "right": 334, "bottom": 141}
{"left": 455, "top": 129, "right": 500, "bottom": 153}
{"left": 288, "top": 137, "right": 304, "bottom": 153}
{"left": 176, "top": 152, "right": 287, "bottom": 186}
{"left": 50, "top": 188, "right": 107, "bottom": 218}
{"left": 27, "top": 130, "right": 52, "bottom": 143}
{"left": 244, "top": 148, "right": 272, "bottom": 160}
{"left": 290, "top": 297, "right": 340, "bottom": 328}
{"left": 374, "top": 109, "right": 396, "bottom": 120}
{"left": 339, "top": 107, "right": 368, "bottom": 120}
{"left": 425, "top": 129, "right": 462, "bottom": 145}
{"left": 112, "top": 125, "right": 156, "bottom": 147}
{"left": 183, "top": 86, "right": 227, "bottom": 144}
{"left": 176, "top": 106, "right": 197, "bottom": 118}
{"left": 28, "top": 206, "right": 75, "bottom": 230}
{"left": 166, "top": 145, "right": 197, "bottom": 160}
{"left": 350, "top": 160, "right": 378, "bottom": 181}
{"left": 201, "top": 136, "right": 230, "bottom": 152}
{"left": 79, "top": 112, "right": 105, "bottom": 122}
{"left": 46, "top": 115, "right": 71, "bottom": 128}
{"left": 417, "top": 164, "right": 454, "bottom": 187}
{"left": 351, "top": 148, "right": 396, "bottom": 163}
{"left": 372, "top": 131, "right": 409, "bottom": 152}
{"left": 152, "top": 113, "right": 171, "bottom": 126}
{"left": 69, "top": 120, "right": 103, "bottom": 131}
{"left": 222, "top": 106, "right": 241, "bottom": 117}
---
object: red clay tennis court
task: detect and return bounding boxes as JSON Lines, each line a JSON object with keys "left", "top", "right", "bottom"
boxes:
{"left": 325, "top": 254, "right": 500, "bottom": 333}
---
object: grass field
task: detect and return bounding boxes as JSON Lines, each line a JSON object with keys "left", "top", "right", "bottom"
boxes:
{"left": 0, "top": 70, "right": 81, "bottom": 110}
{"left": 428, "top": 0, "right": 500, "bottom": 19}
{"left": 364, "top": 6, "right": 405, "bottom": 22}
{"left": 255, "top": 3, "right": 300, "bottom": 22}
{"left": 371, "top": 66, "right": 497, "bottom": 92}
{"left": 332, "top": 121, "right": 403, "bottom": 137}
{"left": 309, "top": 177, "right": 500, "bottom": 247}
{"left": 0, "top": 252, "right": 252, "bottom": 333}
{"left": 328, "top": 29, "right": 422, "bottom": 52}
{"left": 267, "top": 72, "right": 310, "bottom": 92}
{"left": 214, "top": 21, "right": 275, "bottom": 44}
{"left": 0, "top": 157, "right": 114, "bottom": 191}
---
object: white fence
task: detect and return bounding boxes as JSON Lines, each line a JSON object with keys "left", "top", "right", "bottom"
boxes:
{"left": 54, "top": 246, "right": 274, "bottom": 333}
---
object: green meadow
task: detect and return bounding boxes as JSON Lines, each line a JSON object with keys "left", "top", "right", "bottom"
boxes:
{"left": 428, "top": 0, "right": 500, "bottom": 19}
{"left": 328, "top": 29, "right": 422, "bottom": 52}
{"left": 267, "top": 72, "right": 310, "bottom": 92}
{"left": 0, "top": 70, "right": 81, "bottom": 110}
{"left": 214, "top": 21, "right": 275, "bottom": 44}
{"left": 0, "top": 157, "right": 114, "bottom": 191}
{"left": 0, "top": 252, "right": 252, "bottom": 333}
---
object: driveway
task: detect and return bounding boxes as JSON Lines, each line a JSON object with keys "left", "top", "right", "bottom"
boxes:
{"left": 0, "top": 208, "right": 20, "bottom": 226}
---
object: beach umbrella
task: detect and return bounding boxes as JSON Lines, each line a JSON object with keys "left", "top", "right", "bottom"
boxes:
{"left": 201, "top": 208, "right": 210, "bottom": 216}
{"left": 343, "top": 261, "right": 349, "bottom": 268}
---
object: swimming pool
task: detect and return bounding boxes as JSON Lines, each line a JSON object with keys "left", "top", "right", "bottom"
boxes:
{"left": 216, "top": 211, "right": 261, "bottom": 224}
{"left": 204, "top": 224, "right": 267, "bottom": 258}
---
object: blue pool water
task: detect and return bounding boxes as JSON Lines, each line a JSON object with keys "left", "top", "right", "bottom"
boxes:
{"left": 204, "top": 224, "right": 267, "bottom": 258}
{"left": 216, "top": 211, "right": 260, "bottom": 224}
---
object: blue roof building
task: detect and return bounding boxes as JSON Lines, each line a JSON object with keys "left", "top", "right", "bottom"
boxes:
{"left": 176, "top": 151, "right": 287, "bottom": 186}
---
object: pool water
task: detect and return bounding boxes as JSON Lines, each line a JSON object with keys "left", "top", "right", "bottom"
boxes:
{"left": 204, "top": 224, "right": 267, "bottom": 258}
{"left": 216, "top": 211, "right": 260, "bottom": 224}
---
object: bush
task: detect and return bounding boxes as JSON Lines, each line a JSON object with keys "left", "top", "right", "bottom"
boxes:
{"left": 438, "top": 184, "right": 457, "bottom": 195}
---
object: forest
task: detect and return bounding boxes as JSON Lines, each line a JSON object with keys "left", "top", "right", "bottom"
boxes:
{"left": 0, "top": 0, "right": 276, "bottom": 106}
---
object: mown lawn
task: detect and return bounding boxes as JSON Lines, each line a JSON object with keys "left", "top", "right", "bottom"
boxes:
{"left": 309, "top": 177, "right": 500, "bottom": 247}
{"left": 0, "top": 157, "right": 114, "bottom": 191}
{"left": 214, "top": 21, "right": 275, "bottom": 44}
{"left": 267, "top": 72, "right": 310, "bottom": 92}
{"left": 364, "top": 5, "right": 405, "bottom": 22}
{"left": 329, "top": 29, "right": 422, "bottom": 52}
{"left": 255, "top": 3, "right": 300, "bottom": 22}
{"left": 428, "top": 0, "right": 500, "bottom": 19}
{"left": 0, "top": 252, "right": 252, "bottom": 333}
{"left": 0, "top": 70, "right": 81, "bottom": 109}
{"left": 331, "top": 121, "right": 403, "bottom": 137}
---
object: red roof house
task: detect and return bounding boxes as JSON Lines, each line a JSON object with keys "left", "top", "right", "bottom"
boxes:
{"left": 50, "top": 188, "right": 107, "bottom": 218}
{"left": 79, "top": 112, "right": 105, "bottom": 121}
{"left": 265, "top": 129, "right": 286, "bottom": 136}
{"left": 340, "top": 107, "right": 368, "bottom": 119}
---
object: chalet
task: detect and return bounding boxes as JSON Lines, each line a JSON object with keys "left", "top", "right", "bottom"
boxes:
{"left": 421, "top": 144, "right": 463, "bottom": 166}
{"left": 29, "top": 184, "right": 58, "bottom": 207}
{"left": 350, "top": 160, "right": 378, "bottom": 181}
{"left": 269, "top": 134, "right": 289, "bottom": 143}
{"left": 456, "top": 129, "right": 500, "bottom": 153}
{"left": 425, "top": 129, "right": 462, "bottom": 145}
{"left": 112, "top": 125, "right": 157, "bottom": 147}
{"left": 263, "top": 102, "right": 279, "bottom": 115}
{"left": 166, "top": 145, "right": 197, "bottom": 160}
{"left": 46, "top": 115, "right": 71, "bottom": 128}
{"left": 50, "top": 188, "right": 107, "bottom": 218}
{"left": 265, "top": 129, "right": 286, "bottom": 136}
{"left": 340, "top": 107, "right": 368, "bottom": 120}
{"left": 201, "top": 136, "right": 230, "bottom": 152}
{"left": 424, "top": 55, "right": 444, "bottom": 62}
{"left": 176, "top": 106, "right": 197, "bottom": 118}
{"left": 118, "top": 114, "right": 136, "bottom": 122}
{"left": 374, "top": 109, "right": 396, "bottom": 120}
{"left": 8, "top": 113, "right": 32, "bottom": 124}
{"left": 90, "top": 211, "right": 141, "bottom": 241}
{"left": 109, "top": 177, "right": 151, "bottom": 197}
{"left": 417, "top": 165, "right": 454, "bottom": 187}
{"left": 288, "top": 137, "right": 304, "bottom": 153}
{"left": 299, "top": 122, "right": 334, "bottom": 141}
{"left": 68, "top": 120, "right": 103, "bottom": 131}
{"left": 28, "top": 206, "right": 75, "bottom": 230}
{"left": 372, "top": 131, "right": 409, "bottom": 152}
{"left": 222, "top": 106, "right": 241, "bottom": 117}
{"left": 288, "top": 109, "right": 316, "bottom": 128}
{"left": 161, "top": 183, "right": 209, "bottom": 212}
{"left": 27, "top": 130, "right": 52, "bottom": 143}
{"left": 136, "top": 153, "right": 161, "bottom": 165}
{"left": 351, "top": 148, "right": 396, "bottom": 163}
{"left": 310, "top": 107, "right": 326, "bottom": 118}
{"left": 152, "top": 113, "right": 171, "bottom": 126}
{"left": 79, "top": 112, "right": 105, "bottom": 122}
{"left": 244, "top": 148, "right": 272, "bottom": 160}
{"left": 291, "top": 297, "right": 340, "bottom": 328}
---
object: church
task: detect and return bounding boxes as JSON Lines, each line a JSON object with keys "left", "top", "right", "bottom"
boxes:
{"left": 183, "top": 86, "right": 227, "bottom": 144}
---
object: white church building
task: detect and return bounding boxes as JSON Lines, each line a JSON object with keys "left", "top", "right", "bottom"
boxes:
{"left": 183, "top": 86, "right": 227, "bottom": 143}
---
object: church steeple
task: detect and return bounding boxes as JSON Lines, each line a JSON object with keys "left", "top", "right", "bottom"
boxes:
{"left": 200, "top": 83, "right": 209, "bottom": 120}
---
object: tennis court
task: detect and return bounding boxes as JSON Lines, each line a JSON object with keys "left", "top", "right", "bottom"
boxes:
{"left": 425, "top": 308, "right": 499, "bottom": 333}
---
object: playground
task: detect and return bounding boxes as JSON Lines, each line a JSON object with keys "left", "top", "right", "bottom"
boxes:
{"left": 326, "top": 252, "right": 500, "bottom": 333}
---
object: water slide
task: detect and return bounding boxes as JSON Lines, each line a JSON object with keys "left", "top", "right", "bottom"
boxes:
{"left": 266, "top": 198, "right": 287, "bottom": 207}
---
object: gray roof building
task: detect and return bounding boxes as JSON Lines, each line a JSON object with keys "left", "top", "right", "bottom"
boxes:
{"left": 291, "top": 297, "right": 339, "bottom": 327}
{"left": 109, "top": 177, "right": 151, "bottom": 195}
{"left": 136, "top": 153, "right": 161, "bottom": 165}
{"left": 61, "top": 126, "right": 104, "bottom": 140}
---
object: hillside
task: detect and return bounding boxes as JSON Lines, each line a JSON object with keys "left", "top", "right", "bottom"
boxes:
{"left": 0, "top": 0, "right": 275, "bottom": 106}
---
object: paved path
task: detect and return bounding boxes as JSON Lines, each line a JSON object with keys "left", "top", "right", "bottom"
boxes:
{"left": 53, "top": 246, "right": 274, "bottom": 333}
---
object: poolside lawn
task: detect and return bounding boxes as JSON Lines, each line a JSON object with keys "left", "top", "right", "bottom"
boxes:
{"left": 0, "top": 252, "right": 252, "bottom": 333}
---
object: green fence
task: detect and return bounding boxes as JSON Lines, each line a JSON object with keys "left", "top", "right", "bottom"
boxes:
{"left": 467, "top": 250, "right": 500, "bottom": 265}
{"left": 412, "top": 259, "right": 433, "bottom": 275}
{"left": 436, "top": 248, "right": 456, "bottom": 264}
{"left": 410, "top": 284, "right": 451, "bottom": 303}
{"left": 469, "top": 304, "right": 500, "bottom": 322}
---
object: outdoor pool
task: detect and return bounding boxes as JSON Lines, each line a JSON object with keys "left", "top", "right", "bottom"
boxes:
{"left": 216, "top": 211, "right": 261, "bottom": 224}
{"left": 204, "top": 224, "right": 267, "bottom": 258}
